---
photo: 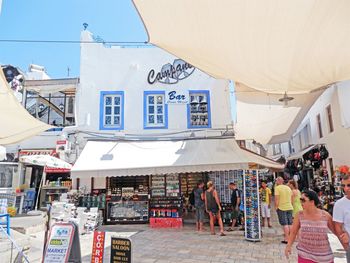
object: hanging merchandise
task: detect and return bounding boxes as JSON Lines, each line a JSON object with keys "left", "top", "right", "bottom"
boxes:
{"left": 296, "top": 158, "right": 304, "bottom": 171}
{"left": 319, "top": 145, "right": 329, "bottom": 160}
{"left": 244, "top": 170, "right": 261, "bottom": 242}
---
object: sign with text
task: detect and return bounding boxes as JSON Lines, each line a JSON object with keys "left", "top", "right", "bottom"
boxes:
{"left": 147, "top": 59, "right": 195, "bottom": 85}
{"left": 43, "top": 223, "right": 74, "bottom": 263}
{"left": 165, "top": 90, "right": 189, "bottom": 104}
{"left": 110, "top": 237, "right": 131, "bottom": 263}
{"left": 91, "top": 231, "right": 106, "bottom": 263}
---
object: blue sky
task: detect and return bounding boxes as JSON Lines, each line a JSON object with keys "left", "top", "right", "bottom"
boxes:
{"left": 0, "top": 0, "right": 147, "bottom": 78}
{"left": 0, "top": 0, "right": 236, "bottom": 120}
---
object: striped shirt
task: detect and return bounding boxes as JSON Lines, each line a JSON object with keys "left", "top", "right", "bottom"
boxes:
{"left": 296, "top": 211, "right": 334, "bottom": 263}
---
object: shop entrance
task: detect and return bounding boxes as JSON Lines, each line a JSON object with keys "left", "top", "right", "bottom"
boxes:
{"left": 180, "top": 172, "right": 208, "bottom": 224}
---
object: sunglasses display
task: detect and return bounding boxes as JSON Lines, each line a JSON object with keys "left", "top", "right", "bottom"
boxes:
{"left": 244, "top": 170, "right": 261, "bottom": 242}
{"left": 209, "top": 170, "right": 244, "bottom": 225}
{"left": 209, "top": 170, "right": 243, "bottom": 204}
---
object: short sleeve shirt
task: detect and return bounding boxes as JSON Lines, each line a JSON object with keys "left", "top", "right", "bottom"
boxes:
{"left": 231, "top": 189, "right": 241, "bottom": 207}
{"left": 333, "top": 196, "right": 350, "bottom": 245}
{"left": 259, "top": 187, "right": 272, "bottom": 205}
{"left": 194, "top": 188, "right": 205, "bottom": 208}
{"left": 275, "top": 185, "right": 293, "bottom": 211}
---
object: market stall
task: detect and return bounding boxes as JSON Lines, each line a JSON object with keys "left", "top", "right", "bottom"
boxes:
{"left": 285, "top": 144, "right": 335, "bottom": 212}
{"left": 19, "top": 154, "right": 72, "bottom": 209}
{"left": 71, "top": 137, "right": 283, "bottom": 235}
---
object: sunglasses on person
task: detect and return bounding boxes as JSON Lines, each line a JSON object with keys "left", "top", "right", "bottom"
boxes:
{"left": 300, "top": 198, "right": 308, "bottom": 203}
{"left": 341, "top": 184, "right": 350, "bottom": 188}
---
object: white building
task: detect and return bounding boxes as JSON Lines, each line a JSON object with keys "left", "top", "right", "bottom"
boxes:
{"left": 267, "top": 82, "right": 350, "bottom": 176}
{"left": 65, "top": 30, "right": 233, "bottom": 159}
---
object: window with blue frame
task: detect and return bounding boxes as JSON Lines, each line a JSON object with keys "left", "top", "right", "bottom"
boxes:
{"left": 144, "top": 91, "right": 168, "bottom": 129}
{"left": 188, "top": 90, "right": 211, "bottom": 128}
{"left": 99, "top": 91, "right": 124, "bottom": 130}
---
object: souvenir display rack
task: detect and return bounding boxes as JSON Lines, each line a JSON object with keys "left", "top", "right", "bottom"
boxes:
{"left": 209, "top": 170, "right": 243, "bottom": 203}
{"left": 209, "top": 170, "right": 243, "bottom": 226}
{"left": 149, "top": 174, "right": 182, "bottom": 218}
{"left": 244, "top": 170, "right": 261, "bottom": 242}
{"left": 180, "top": 173, "right": 204, "bottom": 197}
{"left": 149, "top": 174, "right": 183, "bottom": 227}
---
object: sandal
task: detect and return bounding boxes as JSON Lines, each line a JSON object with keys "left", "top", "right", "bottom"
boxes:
{"left": 281, "top": 240, "right": 288, "bottom": 244}
{"left": 220, "top": 233, "right": 226, "bottom": 236}
{"left": 226, "top": 228, "right": 234, "bottom": 232}
{"left": 211, "top": 232, "right": 216, "bottom": 235}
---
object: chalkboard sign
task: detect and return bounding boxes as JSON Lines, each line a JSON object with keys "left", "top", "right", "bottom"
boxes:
{"left": 110, "top": 237, "right": 131, "bottom": 263}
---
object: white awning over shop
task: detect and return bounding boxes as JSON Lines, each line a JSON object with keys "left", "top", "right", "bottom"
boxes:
{"left": 133, "top": 0, "right": 350, "bottom": 94}
{"left": 71, "top": 138, "right": 283, "bottom": 179}
{"left": 19, "top": 155, "right": 72, "bottom": 172}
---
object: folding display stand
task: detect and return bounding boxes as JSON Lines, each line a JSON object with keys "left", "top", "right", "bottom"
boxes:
{"left": 243, "top": 170, "right": 261, "bottom": 242}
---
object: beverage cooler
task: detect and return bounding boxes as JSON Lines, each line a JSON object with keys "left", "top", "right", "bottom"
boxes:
{"left": 243, "top": 170, "right": 261, "bottom": 242}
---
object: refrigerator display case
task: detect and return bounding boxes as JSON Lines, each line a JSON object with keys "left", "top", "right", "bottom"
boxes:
{"left": 106, "top": 199, "right": 149, "bottom": 223}
{"left": 243, "top": 170, "right": 261, "bottom": 242}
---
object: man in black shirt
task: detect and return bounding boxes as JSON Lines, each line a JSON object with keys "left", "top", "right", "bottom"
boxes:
{"left": 227, "top": 182, "right": 241, "bottom": 231}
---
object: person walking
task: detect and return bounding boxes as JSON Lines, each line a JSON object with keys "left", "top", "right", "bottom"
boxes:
{"left": 275, "top": 176, "right": 293, "bottom": 244}
{"left": 333, "top": 173, "right": 350, "bottom": 262}
{"left": 260, "top": 180, "right": 272, "bottom": 228}
{"left": 205, "top": 181, "right": 225, "bottom": 236}
{"left": 227, "top": 182, "right": 241, "bottom": 231}
{"left": 288, "top": 180, "right": 303, "bottom": 217}
{"left": 285, "top": 190, "right": 338, "bottom": 263}
{"left": 194, "top": 180, "right": 205, "bottom": 232}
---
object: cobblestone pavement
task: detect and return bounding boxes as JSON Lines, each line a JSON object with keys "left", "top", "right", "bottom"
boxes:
{"left": 26, "top": 210, "right": 347, "bottom": 263}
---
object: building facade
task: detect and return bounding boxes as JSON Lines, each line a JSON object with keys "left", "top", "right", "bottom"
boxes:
{"left": 64, "top": 30, "right": 233, "bottom": 161}
{"left": 267, "top": 82, "right": 350, "bottom": 176}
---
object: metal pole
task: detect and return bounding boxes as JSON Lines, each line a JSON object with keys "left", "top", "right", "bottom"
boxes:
{"left": 42, "top": 206, "right": 51, "bottom": 259}
{"left": 47, "top": 94, "right": 51, "bottom": 124}
{"left": 35, "top": 171, "right": 45, "bottom": 210}
{"left": 0, "top": 226, "right": 30, "bottom": 263}
{"left": 63, "top": 94, "right": 67, "bottom": 126}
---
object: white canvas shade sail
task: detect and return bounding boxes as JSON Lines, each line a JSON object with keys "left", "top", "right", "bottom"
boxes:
{"left": 133, "top": 0, "right": 350, "bottom": 94}
{"left": 235, "top": 83, "right": 323, "bottom": 144}
{"left": 0, "top": 70, "right": 51, "bottom": 145}
{"left": 71, "top": 138, "right": 283, "bottom": 179}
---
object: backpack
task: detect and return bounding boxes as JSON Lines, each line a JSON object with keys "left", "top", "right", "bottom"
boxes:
{"left": 189, "top": 189, "right": 195, "bottom": 206}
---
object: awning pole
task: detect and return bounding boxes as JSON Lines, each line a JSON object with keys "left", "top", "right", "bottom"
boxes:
{"left": 35, "top": 171, "right": 46, "bottom": 210}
